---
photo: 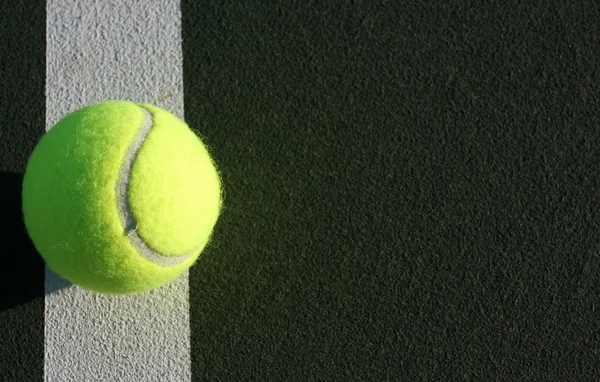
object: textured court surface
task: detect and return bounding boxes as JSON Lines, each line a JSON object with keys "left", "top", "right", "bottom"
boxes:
{"left": 1, "top": 0, "right": 600, "bottom": 380}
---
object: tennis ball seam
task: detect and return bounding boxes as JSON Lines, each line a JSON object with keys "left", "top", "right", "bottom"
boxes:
{"left": 115, "top": 105, "right": 196, "bottom": 267}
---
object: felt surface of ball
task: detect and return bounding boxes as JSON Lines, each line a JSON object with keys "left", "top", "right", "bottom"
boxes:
{"left": 22, "top": 101, "right": 222, "bottom": 294}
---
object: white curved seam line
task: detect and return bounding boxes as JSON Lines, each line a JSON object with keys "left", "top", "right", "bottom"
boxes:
{"left": 116, "top": 105, "right": 195, "bottom": 266}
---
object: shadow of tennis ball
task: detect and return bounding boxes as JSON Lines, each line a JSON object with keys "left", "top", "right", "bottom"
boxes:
{"left": 0, "top": 172, "right": 47, "bottom": 310}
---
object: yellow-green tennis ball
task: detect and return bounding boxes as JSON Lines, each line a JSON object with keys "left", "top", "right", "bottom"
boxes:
{"left": 22, "top": 100, "right": 222, "bottom": 294}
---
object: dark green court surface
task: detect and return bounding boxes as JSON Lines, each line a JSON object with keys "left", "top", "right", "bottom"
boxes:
{"left": 2, "top": 1, "right": 600, "bottom": 380}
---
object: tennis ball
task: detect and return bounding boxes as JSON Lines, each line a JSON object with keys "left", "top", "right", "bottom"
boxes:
{"left": 22, "top": 100, "right": 222, "bottom": 294}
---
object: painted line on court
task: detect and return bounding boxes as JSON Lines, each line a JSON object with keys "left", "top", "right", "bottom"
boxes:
{"left": 45, "top": 1, "right": 191, "bottom": 380}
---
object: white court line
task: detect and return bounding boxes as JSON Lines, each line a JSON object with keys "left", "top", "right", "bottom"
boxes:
{"left": 45, "top": 1, "right": 190, "bottom": 381}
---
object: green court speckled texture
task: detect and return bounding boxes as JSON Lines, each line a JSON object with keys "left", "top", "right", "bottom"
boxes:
{"left": 2, "top": 0, "right": 600, "bottom": 380}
